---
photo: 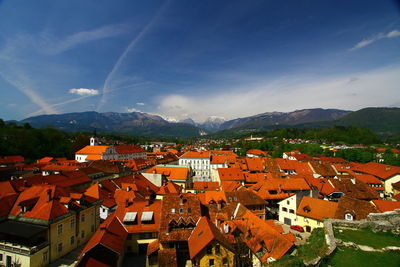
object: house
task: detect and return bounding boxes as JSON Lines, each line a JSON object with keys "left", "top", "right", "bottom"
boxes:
{"left": 75, "top": 139, "right": 146, "bottom": 163}
{"left": 145, "top": 165, "right": 191, "bottom": 189}
{"left": 229, "top": 203, "right": 295, "bottom": 265}
{"left": 158, "top": 194, "right": 202, "bottom": 266}
{"left": 76, "top": 214, "right": 128, "bottom": 267}
{"left": 188, "top": 216, "right": 235, "bottom": 267}
{"left": 115, "top": 199, "right": 161, "bottom": 255}
{"left": 217, "top": 168, "right": 244, "bottom": 185}
{"left": 178, "top": 151, "right": 211, "bottom": 180}
{"left": 246, "top": 149, "right": 269, "bottom": 158}
{"left": 350, "top": 162, "right": 400, "bottom": 195}
{"left": 84, "top": 183, "right": 117, "bottom": 221}
{"left": 335, "top": 196, "right": 379, "bottom": 221}
{"left": 0, "top": 184, "right": 101, "bottom": 266}
{"left": 296, "top": 196, "right": 338, "bottom": 232}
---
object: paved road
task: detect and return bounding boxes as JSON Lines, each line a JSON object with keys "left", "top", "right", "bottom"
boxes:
{"left": 275, "top": 221, "right": 311, "bottom": 245}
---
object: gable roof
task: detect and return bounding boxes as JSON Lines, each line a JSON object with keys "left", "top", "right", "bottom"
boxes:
{"left": 76, "top": 146, "right": 109, "bottom": 155}
{"left": 335, "top": 196, "right": 379, "bottom": 220}
{"left": 218, "top": 168, "right": 244, "bottom": 181}
{"left": 350, "top": 162, "right": 400, "bottom": 180}
{"left": 80, "top": 214, "right": 128, "bottom": 257}
{"left": 180, "top": 151, "right": 210, "bottom": 159}
{"left": 296, "top": 196, "right": 338, "bottom": 221}
{"left": 188, "top": 216, "right": 234, "bottom": 259}
{"left": 372, "top": 200, "right": 400, "bottom": 212}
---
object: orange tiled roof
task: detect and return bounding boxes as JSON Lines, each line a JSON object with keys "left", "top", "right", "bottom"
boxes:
{"left": 76, "top": 145, "right": 109, "bottom": 155}
{"left": 296, "top": 196, "right": 338, "bottom": 221}
{"left": 232, "top": 204, "right": 294, "bottom": 261}
{"left": 276, "top": 159, "right": 314, "bottom": 175}
{"left": 188, "top": 216, "right": 234, "bottom": 259}
{"left": 80, "top": 214, "right": 128, "bottom": 257}
{"left": 180, "top": 151, "right": 210, "bottom": 159}
{"left": 146, "top": 166, "right": 189, "bottom": 181}
{"left": 350, "top": 162, "right": 400, "bottom": 180}
{"left": 193, "top": 181, "right": 220, "bottom": 191}
{"left": 372, "top": 200, "right": 400, "bottom": 212}
{"left": 115, "top": 200, "right": 162, "bottom": 234}
{"left": 114, "top": 145, "right": 145, "bottom": 154}
{"left": 218, "top": 168, "right": 244, "bottom": 181}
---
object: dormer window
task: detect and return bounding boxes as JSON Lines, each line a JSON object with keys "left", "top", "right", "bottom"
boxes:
{"left": 345, "top": 213, "right": 354, "bottom": 221}
{"left": 303, "top": 206, "right": 311, "bottom": 213}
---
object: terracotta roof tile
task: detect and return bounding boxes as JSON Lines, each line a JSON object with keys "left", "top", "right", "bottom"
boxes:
{"left": 372, "top": 200, "right": 400, "bottom": 212}
{"left": 297, "top": 196, "right": 338, "bottom": 221}
{"left": 188, "top": 216, "right": 234, "bottom": 259}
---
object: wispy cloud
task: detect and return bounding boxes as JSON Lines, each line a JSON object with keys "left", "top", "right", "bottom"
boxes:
{"left": 0, "top": 71, "right": 57, "bottom": 115}
{"left": 69, "top": 88, "right": 99, "bottom": 96}
{"left": 96, "top": 0, "right": 171, "bottom": 112}
{"left": 157, "top": 66, "right": 400, "bottom": 122}
{"left": 40, "top": 24, "right": 127, "bottom": 55}
{"left": 136, "top": 102, "right": 145, "bottom": 106}
{"left": 350, "top": 30, "right": 400, "bottom": 51}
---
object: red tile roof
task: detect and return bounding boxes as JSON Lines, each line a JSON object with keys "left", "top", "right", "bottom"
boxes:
{"left": 114, "top": 144, "right": 145, "bottom": 154}
{"left": 350, "top": 162, "right": 400, "bottom": 180}
{"left": 80, "top": 214, "right": 128, "bottom": 257}
{"left": 232, "top": 204, "right": 295, "bottom": 261}
{"left": 146, "top": 166, "right": 189, "bottom": 181}
{"left": 296, "top": 196, "right": 338, "bottom": 221}
{"left": 193, "top": 181, "right": 220, "bottom": 191}
{"left": 180, "top": 151, "right": 210, "bottom": 159}
{"left": 372, "top": 200, "right": 400, "bottom": 212}
{"left": 218, "top": 168, "right": 244, "bottom": 181}
{"left": 115, "top": 200, "right": 162, "bottom": 234}
{"left": 188, "top": 216, "right": 234, "bottom": 259}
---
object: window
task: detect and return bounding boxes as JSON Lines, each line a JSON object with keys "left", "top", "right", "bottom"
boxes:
{"left": 42, "top": 251, "right": 48, "bottom": 263}
{"left": 102, "top": 208, "right": 106, "bottom": 212}
{"left": 317, "top": 221, "right": 320, "bottom": 226}
{"left": 57, "top": 223, "right": 63, "bottom": 235}
{"left": 209, "top": 259, "right": 215, "bottom": 266}
{"left": 171, "top": 208, "right": 175, "bottom": 214}
{"left": 282, "top": 207, "right": 288, "bottom": 212}
{"left": 0, "top": 254, "right": 2, "bottom": 261}
{"left": 223, "top": 257, "right": 228, "bottom": 265}
{"left": 81, "top": 230, "right": 85, "bottom": 238}
{"left": 81, "top": 214, "right": 85, "bottom": 222}
{"left": 179, "top": 208, "right": 184, "bottom": 214}
{"left": 188, "top": 208, "right": 192, "bottom": 213}
{"left": 57, "top": 243, "right": 63, "bottom": 253}
{"left": 70, "top": 236, "right": 75, "bottom": 245}
{"left": 345, "top": 213, "right": 354, "bottom": 221}
{"left": 287, "top": 200, "right": 290, "bottom": 205}
{"left": 70, "top": 219, "right": 75, "bottom": 230}
{"left": 289, "top": 209, "right": 295, "bottom": 214}
{"left": 206, "top": 245, "right": 212, "bottom": 254}
{"left": 215, "top": 244, "right": 220, "bottom": 254}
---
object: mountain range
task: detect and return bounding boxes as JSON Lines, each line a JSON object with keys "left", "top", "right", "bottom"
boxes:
{"left": 17, "top": 107, "right": 400, "bottom": 138}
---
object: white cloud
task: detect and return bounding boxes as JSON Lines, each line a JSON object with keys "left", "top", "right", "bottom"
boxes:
{"left": 127, "top": 107, "right": 140, "bottom": 113}
{"left": 157, "top": 66, "right": 400, "bottom": 122}
{"left": 136, "top": 102, "right": 145, "bottom": 106}
{"left": 350, "top": 29, "right": 400, "bottom": 51}
{"left": 69, "top": 88, "right": 99, "bottom": 96}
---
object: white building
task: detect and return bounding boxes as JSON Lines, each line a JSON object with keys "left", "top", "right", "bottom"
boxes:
{"left": 179, "top": 151, "right": 211, "bottom": 180}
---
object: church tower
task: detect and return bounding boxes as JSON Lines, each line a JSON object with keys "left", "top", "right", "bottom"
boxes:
{"left": 90, "top": 129, "right": 98, "bottom": 146}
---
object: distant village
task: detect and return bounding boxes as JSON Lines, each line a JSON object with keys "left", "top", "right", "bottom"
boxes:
{"left": 0, "top": 134, "right": 399, "bottom": 267}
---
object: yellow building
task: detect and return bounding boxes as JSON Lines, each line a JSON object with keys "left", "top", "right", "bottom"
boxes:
{"left": 188, "top": 217, "right": 235, "bottom": 267}
{"left": 0, "top": 185, "right": 101, "bottom": 267}
{"left": 295, "top": 196, "right": 338, "bottom": 233}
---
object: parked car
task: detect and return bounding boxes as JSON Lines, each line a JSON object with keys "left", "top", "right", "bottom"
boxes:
{"left": 290, "top": 225, "right": 304, "bottom": 232}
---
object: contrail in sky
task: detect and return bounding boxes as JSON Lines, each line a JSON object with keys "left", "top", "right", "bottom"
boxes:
{"left": 96, "top": 0, "right": 171, "bottom": 112}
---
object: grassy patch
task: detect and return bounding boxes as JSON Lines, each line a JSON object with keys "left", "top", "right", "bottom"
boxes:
{"left": 297, "top": 228, "right": 328, "bottom": 262}
{"left": 271, "top": 228, "right": 328, "bottom": 266}
{"left": 321, "top": 246, "right": 400, "bottom": 267}
{"left": 334, "top": 227, "right": 400, "bottom": 249}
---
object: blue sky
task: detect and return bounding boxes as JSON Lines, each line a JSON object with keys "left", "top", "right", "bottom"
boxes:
{"left": 0, "top": 0, "right": 399, "bottom": 122}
